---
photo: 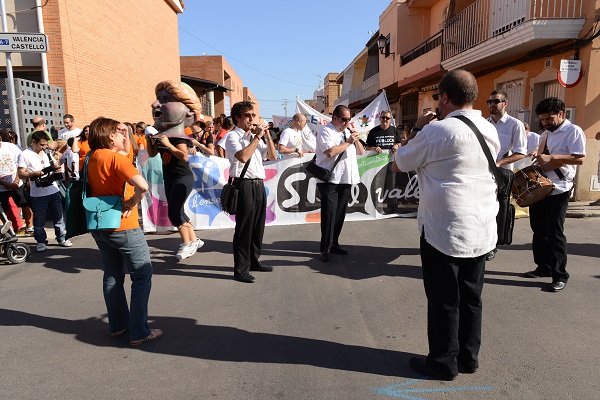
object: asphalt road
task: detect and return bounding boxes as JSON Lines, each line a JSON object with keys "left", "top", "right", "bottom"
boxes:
{"left": 1, "top": 216, "right": 599, "bottom": 400}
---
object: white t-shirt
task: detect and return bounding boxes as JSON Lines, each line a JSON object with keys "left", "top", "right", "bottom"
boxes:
{"left": 540, "top": 119, "right": 586, "bottom": 195}
{"left": 58, "top": 127, "right": 82, "bottom": 141}
{"left": 17, "top": 148, "right": 60, "bottom": 197}
{"left": 395, "top": 109, "right": 500, "bottom": 258}
{"left": 278, "top": 127, "right": 303, "bottom": 159}
{"left": 488, "top": 113, "right": 527, "bottom": 170}
{"left": 526, "top": 131, "right": 540, "bottom": 154}
{"left": 315, "top": 122, "right": 360, "bottom": 185}
{"left": 59, "top": 148, "right": 79, "bottom": 180}
{"left": 0, "top": 142, "right": 23, "bottom": 192}
{"left": 224, "top": 126, "right": 268, "bottom": 179}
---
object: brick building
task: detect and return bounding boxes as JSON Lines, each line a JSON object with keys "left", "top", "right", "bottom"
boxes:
{"left": 180, "top": 55, "right": 261, "bottom": 120}
{"left": 1, "top": 0, "right": 184, "bottom": 132}
{"left": 322, "top": 73, "right": 341, "bottom": 115}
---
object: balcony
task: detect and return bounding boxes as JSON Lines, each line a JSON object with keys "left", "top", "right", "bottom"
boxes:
{"left": 442, "top": 0, "right": 585, "bottom": 70}
{"left": 335, "top": 73, "right": 380, "bottom": 108}
{"left": 401, "top": 31, "right": 443, "bottom": 66}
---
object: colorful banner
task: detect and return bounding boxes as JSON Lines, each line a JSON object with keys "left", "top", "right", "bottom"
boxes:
{"left": 138, "top": 150, "right": 419, "bottom": 232}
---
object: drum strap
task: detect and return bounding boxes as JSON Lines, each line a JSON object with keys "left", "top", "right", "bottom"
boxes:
{"left": 538, "top": 133, "right": 566, "bottom": 180}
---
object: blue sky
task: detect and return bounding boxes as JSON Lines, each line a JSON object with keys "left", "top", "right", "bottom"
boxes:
{"left": 178, "top": 0, "right": 392, "bottom": 118}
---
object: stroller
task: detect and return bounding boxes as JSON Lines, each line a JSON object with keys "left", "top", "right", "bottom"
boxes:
{"left": 0, "top": 212, "right": 31, "bottom": 264}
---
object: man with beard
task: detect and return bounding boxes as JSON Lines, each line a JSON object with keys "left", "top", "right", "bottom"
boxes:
{"left": 224, "top": 101, "right": 277, "bottom": 283}
{"left": 485, "top": 89, "right": 527, "bottom": 261}
{"left": 523, "top": 97, "right": 585, "bottom": 292}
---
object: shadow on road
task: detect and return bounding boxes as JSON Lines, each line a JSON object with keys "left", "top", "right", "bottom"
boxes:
{"left": 0, "top": 308, "right": 418, "bottom": 378}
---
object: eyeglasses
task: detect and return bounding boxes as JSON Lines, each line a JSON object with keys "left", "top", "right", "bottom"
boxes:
{"left": 380, "top": 116, "right": 391, "bottom": 121}
{"left": 338, "top": 116, "right": 351, "bottom": 122}
{"left": 486, "top": 99, "right": 506, "bottom": 105}
{"left": 243, "top": 112, "right": 256, "bottom": 118}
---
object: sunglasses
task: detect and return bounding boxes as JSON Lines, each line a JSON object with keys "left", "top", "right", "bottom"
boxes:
{"left": 486, "top": 99, "right": 506, "bottom": 105}
{"left": 338, "top": 117, "right": 351, "bottom": 122}
{"left": 243, "top": 112, "right": 256, "bottom": 118}
{"left": 380, "top": 116, "right": 391, "bottom": 121}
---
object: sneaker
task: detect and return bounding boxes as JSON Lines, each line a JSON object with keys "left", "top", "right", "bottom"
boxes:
{"left": 175, "top": 243, "right": 194, "bottom": 260}
{"left": 25, "top": 227, "right": 34, "bottom": 236}
{"left": 187, "top": 239, "right": 204, "bottom": 258}
{"left": 36, "top": 243, "right": 47, "bottom": 252}
{"left": 58, "top": 239, "right": 73, "bottom": 247}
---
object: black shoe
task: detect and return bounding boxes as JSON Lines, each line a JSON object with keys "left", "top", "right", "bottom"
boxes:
{"left": 330, "top": 245, "right": 349, "bottom": 255}
{"left": 250, "top": 263, "right": 273, "bottom": 272}
{"left": 485, "top": 250, "right": 495, "bottom": 261}
{"left": 523, "top": 270, "right": 552, "bottom": 278}
{"left": 549, "top": 281, "right": 566, "bottom": 292}
{"left": 320, "top": 252, "right": 330, "bottom": 262}
{"left": 409, "top": 356, "right": 456, "bottom": 381}
{"left": 458, "top": 363, "right": 479, "bottom": 374}
{"left": 234, "top": 273, "right": 255, "bottom": 283}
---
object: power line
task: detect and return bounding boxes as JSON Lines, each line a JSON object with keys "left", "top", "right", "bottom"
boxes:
{"left": 179, "top": 26, "right": 314, "bottom": 88}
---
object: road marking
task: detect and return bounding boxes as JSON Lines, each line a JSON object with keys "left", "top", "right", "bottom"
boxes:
{"left": 374, "top": 379, "right": 493, "bottom": 399}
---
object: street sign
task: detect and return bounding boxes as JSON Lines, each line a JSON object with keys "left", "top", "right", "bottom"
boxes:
{"left": 0, "top": 32, "right": 48, "bottom": 53}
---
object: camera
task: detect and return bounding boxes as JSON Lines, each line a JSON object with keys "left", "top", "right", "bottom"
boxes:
{"left": 34, "top": 151, "right": 64, "bottom": 188}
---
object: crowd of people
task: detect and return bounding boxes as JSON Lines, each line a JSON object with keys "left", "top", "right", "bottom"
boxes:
{"left": 0, "top": 71, "right": 590, "bottom": 369}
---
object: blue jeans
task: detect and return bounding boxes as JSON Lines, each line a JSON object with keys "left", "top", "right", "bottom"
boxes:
{"left": 92, "top": 228, "right": 153, "bottom": 341}
{"left": 29, "top": 192, "right": 66, "bottom": 244}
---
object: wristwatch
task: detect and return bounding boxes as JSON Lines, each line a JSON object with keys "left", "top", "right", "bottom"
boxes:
{"left": 294, "top": 147, "right": 300, "bottom": 153}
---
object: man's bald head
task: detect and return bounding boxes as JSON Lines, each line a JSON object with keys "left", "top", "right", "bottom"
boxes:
{"left": 32, "top": 116, "right": 46, "bottom": 129}
{"left": 438, "top": 69, "right": 478, "bottom": 107}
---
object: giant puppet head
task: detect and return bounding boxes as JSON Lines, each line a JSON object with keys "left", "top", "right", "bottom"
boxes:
{"left": 151, "top": 80, "right": 204, "bottom": 139}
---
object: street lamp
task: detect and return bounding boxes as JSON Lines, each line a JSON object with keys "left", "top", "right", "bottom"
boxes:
{"left": 377, "top": 34, "right": 395, "bottom": 59}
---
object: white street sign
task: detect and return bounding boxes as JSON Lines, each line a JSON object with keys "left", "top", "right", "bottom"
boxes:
{"left": 0, "top": 32, "right": 48, "bottom": 53}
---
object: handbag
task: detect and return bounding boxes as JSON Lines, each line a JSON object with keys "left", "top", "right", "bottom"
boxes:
{"left": 220, "top": 161, "right": 250, "bottom": 215}
{"left": 65, "top": 180, "right": 88, "bottom": 239}
{"left": 305, "top": 152, "right": 345, "bottom": 182}
{"left": 453, "top": 115, "right": 515, "bottom": 245}
{"left": 82, "top": 151, "right": 126, "bottom": 231}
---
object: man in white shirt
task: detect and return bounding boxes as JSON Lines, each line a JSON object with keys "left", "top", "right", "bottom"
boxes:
{"left": 315, "top": 105, "right": 364, "bottom": 262}
{"left": 524, "top": 97, "right": 585, "bottom": 292}
{"left": 524, "top": 122, "right": 540, "bottom": 154}
{"left": 58, "top": 114, "right": 83, "bottom": 141}
{"left": 17, "top": 131, "right": 73, "bottom": 252}
{"left": 395, "top": 70, "right": 500, "bottom": 381}
{"left": 0, "top": 139, "right": 24, "bottom": 231}
{"left": 278, "top": 113, "right": 314, "bottom": 159}
{"left": 224, "top": 101, "right": 277, "bottom": 283}
{"left": 485, "top": 89, "right": 527, "bottom": 261}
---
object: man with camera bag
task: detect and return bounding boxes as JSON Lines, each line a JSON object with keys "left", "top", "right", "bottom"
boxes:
{"left": 17, "top": 131, "right": 73, "bottom": 252}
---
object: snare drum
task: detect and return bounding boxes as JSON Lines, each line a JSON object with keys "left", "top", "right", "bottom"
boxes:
{"left": 511, "top": 165, "right": 554, "bottom": 207}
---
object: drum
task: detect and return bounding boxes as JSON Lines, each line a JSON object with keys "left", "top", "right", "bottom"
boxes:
{"left": 511, "top": 165, "right": 554, "bottom": 207}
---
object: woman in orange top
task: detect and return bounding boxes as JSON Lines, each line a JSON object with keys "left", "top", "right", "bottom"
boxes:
{"left": 72, "top": 124, "right": 91, "bottom": 173}
{"left": 87, "top": 116, "right": 161, "bottom": 346}
{"left": 134, "top": 122, "right": 148, "bottom": 151}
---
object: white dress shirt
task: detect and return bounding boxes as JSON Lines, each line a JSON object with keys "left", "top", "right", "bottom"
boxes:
{"left": 488, "top": 113, "right": 527, "bottom": 170}
{"left": 395, "top": 110, "right": 500, "bottom": 258}
{"left": 224, "top": 126, "right": 268, "bottom": 179}
{"left": 315, "top": 122, "right": 360, "bottom": 185}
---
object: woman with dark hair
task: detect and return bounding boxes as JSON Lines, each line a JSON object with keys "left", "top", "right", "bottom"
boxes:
{"left": 146, "top": 80, "right": 203, "bottom": 260}
{"left": 134, "top": 122, "right": 147, "bottom": 152}
{"left": 72, "top": 124, "right": 90, "bottom": 175}
{"left": 87, "top": 116, "right": 161, "bottom": 346}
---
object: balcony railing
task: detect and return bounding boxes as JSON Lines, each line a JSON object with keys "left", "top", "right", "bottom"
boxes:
{"left": 401, "top": 30, "right": 443, "bottom": 66}
{"left": 335, "top": 73, "right": 379, "bottom": 107}
{"left": 443, "top": 0, "right": 584, "bottom": 60}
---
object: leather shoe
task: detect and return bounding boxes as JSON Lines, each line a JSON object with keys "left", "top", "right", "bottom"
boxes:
{"left": 523, "top": 270, "right": 552, "bottom": 278}
{"left": 330, "top": 245, "right": 349, "bottom": 255}
{"left": 250, "top": 263, "right": 273, "bottom": 272}
{"left": 485, "top": 249, "right": 496, "bottom": 261}
{"left": 234, "top": 273, "right": 255, "bottom": 283}
{"left": 549, "top": 281, "right": 566, "bottom": 292}
{"left": 409, "top": 356, "right": 456, "bottom": 381}
{"left": 320, "top": 252, "right": 330, "bottom": 262}
{"left": 458, "top": 362, "right": 478, "bottom": 374}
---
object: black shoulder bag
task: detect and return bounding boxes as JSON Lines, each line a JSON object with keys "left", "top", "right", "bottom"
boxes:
{"left": 220, "top": 161, "right": 250, "bottom": 215}
{"left": 453, "top": 115, "right": 515, "bottom": 245}
{"left": 305, "top": 132, "right": 347, "bottom": 182}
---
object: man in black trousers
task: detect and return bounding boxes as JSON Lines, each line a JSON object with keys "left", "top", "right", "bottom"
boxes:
{"left": 224, "top": 101, "right": 277, "bottom": 283}
{"left": 395, "top": 70, "right": 500, "bottom": 380}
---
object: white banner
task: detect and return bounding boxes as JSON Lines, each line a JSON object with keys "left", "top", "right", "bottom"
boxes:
{"left": 138, "top": 150, "right": 419, "bottom": 232}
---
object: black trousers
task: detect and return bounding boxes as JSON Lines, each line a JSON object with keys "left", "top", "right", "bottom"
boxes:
{"left": 317, "top": 183, "right": 350, "bottom": 253}
{"left": 420, "top": 236, "right": 485, "bottom": 376}
{"left": 233, "top": 179, "right": 266, "bottom": 275}
{"left": 164, "top": 174, "right": 194, "bottom": 227}
{"left": 529, "top": 191, "right": 570, "bottom": 282}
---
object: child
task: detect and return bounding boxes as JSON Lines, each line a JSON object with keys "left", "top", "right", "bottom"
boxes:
{"left": 59, "top": 137, "right": 79, "bottom": 183}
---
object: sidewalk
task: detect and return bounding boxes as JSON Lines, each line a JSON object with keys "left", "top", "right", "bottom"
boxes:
{"left": 566, "top": 201, "right": 600, "bottom": 218}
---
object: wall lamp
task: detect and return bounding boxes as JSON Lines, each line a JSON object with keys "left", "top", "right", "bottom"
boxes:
{"left": 377, "top": 34, "right": 395, "bottom": 59}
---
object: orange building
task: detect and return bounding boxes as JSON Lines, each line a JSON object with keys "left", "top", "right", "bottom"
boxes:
{"left": 1, "top": 0, "right": 185, "bottom": 130}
